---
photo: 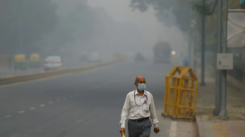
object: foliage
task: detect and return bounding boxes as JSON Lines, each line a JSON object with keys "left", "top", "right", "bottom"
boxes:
{"left": 130, "top": 0, "right": 193, "bottom": 33}
{"left": 204, "top": 0, "right": 242, "bottom": 48}
{"left": 130, "top": 0, "right": 244, "bottom": 50}
{"left": 191, "top": 0, "right": 217, "bottom": 15}
{"left": 0, "top": 0, "right": 57, "bottom": 54}
{"left": 41, "top": 0, "right": 95, "bottom": 54}
{"left": 0, "top": 0, "right": 96, "bottom": 55}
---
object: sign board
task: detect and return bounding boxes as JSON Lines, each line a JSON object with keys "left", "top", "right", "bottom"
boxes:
{"left": 227, "top": 9, "right": 245, "bottom": 48}
{"left": 217, "top": 53, "right": 233, "bottom": 70}
{"left": 241, "top": 0, "right": 245, "bottom": 4}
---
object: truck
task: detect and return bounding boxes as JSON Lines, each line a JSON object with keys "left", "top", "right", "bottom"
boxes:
{"left": 153, "top": 42, "right": 172, "bottom": 63}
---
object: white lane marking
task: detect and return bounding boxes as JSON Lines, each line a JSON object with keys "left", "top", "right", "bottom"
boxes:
{"left": 57, "top": 99, "right": 60, "bottom": 102}
{"left": 49, "top": 101, "right": 53, "bottom": 104}
{"left": 64, "top": 97, "right": 67, "bottom": 100}
{"left": 19, "top": 110, "right": 25, "bottom": 114}
{"left": 70, "top": 95, "right": 73, "bottom": 98}
{"left": 30, "top": 107, "right": 35, "bottom": 110}
{"left": 169, "top": 121, "right": 177, "bottom": 137}
{"left": 4, "top": 115, "right": 12, "bottom": 118}
{"left": 40, "top": 104, "right": 45, "bottom": 107}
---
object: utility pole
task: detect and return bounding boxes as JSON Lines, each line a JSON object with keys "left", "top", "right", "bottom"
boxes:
{"left": 219, "top": 0, "right": 228, "bottom": 118}
{"left": 19, "top": 0, "right": 25, "bottom": 53}
{"left": 213, "top": 0, "right": 222, "bottom": 116}
{"left": 200, "top": 0, "right": 206, "bottom": 86}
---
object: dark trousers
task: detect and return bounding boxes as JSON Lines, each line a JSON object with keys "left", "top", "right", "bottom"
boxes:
{"left": 128, "top": 118, "right": 152, "bottom": 137}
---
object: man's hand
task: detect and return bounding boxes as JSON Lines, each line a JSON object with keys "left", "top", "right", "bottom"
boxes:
{"left": 154, "top": 128, "right": 160, "bottom": 134}
{"left": 120, "top": 128, "right": 125, "bottom": 136}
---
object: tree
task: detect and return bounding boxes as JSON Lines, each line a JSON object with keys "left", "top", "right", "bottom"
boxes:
{"left": 130, "top": 0, "right": 194, "bottom": 33}
{"left": 38, "top": 0, "right": 95, "bottom": 55}
{"left": 0, "top": 0, "right": 57, "bottom": 54}
{"left": 130, "top": 0, "right": 243, "bottom": 50}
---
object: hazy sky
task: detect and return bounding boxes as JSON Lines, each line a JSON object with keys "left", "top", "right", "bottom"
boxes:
{"left": 87, "top": 0, "right": 188, "bottom": 55}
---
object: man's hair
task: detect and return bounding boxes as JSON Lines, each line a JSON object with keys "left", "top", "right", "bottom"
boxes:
{"left": 135, "top": 76, "right": 138, "bottom": 83}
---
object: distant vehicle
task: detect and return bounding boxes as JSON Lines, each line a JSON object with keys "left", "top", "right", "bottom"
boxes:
{"left": 14, "top": 54, "right": 27, "bottom": 70}
{"left": 44, "top": 56, "right": 62, "bottom": 71}
{"left": 153, "top": 42, "right": 172, "bottom": 63}
{"left": 134, "top": 53, "right": 146, "bottom": 62}
{"left": 29, "top": 54, "right": 41, "bottom": 68}
{"left": 88, "top": 52, "right": 101, "bottom": 63}
{"left": 80, "top": 51, "right": 88, "bottom": 61}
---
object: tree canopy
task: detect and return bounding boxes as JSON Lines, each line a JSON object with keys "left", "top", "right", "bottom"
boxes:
{"left": 39, "top": 0, "right": 95, "bottom": 55}
{"left": 0, "top": 0, "right": 57, "bottom": 54}
{"left": 0, "top": 0, "right": 96, "bottom": 55}
{"left": 130, "top": 0, "right": 244, "bottom": 50}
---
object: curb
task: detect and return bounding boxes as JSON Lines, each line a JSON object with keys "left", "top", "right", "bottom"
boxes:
{"left": 196, "top": 116, "right": 210, "bottom": 137}
{"left": 227, "top": 74, "right": 245, "bottom": 91}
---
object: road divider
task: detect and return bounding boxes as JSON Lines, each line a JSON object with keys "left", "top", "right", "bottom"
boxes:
{"left": 0, "top": 59, "right": 126, "bottom": 86}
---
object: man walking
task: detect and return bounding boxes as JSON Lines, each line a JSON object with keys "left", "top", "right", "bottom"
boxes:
{"left": 120, "top": 76, "right": 160, "bottom": 137}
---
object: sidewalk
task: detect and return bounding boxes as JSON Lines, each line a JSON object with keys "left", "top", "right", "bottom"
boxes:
{"left": 154, "top": 109, "right": 198, "bottom": 137}
{"left": 197, "top": 115, "right": 245, "bottom": 137}
{"left": 195, "top": 66, "right": 245, "bottom": 137}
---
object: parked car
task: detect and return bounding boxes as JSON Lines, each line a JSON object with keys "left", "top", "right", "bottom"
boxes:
{"left": 44, "top": 56, "right": 62, "bottom": 71}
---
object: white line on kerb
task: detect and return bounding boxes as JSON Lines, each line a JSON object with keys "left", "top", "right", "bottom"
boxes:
{"left": 4, "top": 115, "right": 12, "bottom": 118}
{"left": 49, "top": 101, "right": 53, "bottom": 104}
{"left": 19, "top": 110, "right": 25, "bottom": 114}
{"left": 40, "top": 104, "right": 45, "bottom": 107}
{"left": 30, "top": 107, "right": 35, "bottom": 110}
{"left": 169, "top": 121, "right": 177, "bottom": 137}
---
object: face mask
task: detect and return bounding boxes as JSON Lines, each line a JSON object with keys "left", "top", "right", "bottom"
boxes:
{"left": 137, "top": 83, "right": 146, "bottom": 91}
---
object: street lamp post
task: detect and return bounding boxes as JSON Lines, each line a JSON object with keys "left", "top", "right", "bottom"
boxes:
{"left": 218, "top": 0, "right": 228, "bottom": 118}
{"left": 213, "top": 0, "right": 222, "bottom": 116}
{"left": 200, "top": 0, "right": 206, "bottom": 86}
{"left": 19, "top": 0, "right": 24, "bottom": 52}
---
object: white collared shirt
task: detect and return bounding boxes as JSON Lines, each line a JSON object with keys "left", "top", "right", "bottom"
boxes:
{"left": 119, "top": 90, "right": 159, "bottom": 128}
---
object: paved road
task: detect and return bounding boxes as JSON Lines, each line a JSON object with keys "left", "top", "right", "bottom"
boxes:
{"left": 0, "top": 59, "right": 182, "bottom": 137}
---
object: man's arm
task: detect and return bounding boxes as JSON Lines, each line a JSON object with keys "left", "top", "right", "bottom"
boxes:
{"left": 119, "top": 94, "right": 130, "bottom": 128}
{"left": 149, "top": 95, "right": 159, "bottom": 130}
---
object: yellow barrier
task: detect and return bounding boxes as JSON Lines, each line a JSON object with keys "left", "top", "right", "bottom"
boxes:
{"left": 175, "top": 67, "right": 198, "bottom": 121}
{"left": 163, "top": 66, "right": 182, "bottom": 117}
{"left": 163, "top": 66, "right": 198, "bottom": 121}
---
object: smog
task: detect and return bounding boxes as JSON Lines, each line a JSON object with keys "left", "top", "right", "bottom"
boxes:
{"left": 0, "top": 0, "right": 244, "bottom": 137}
